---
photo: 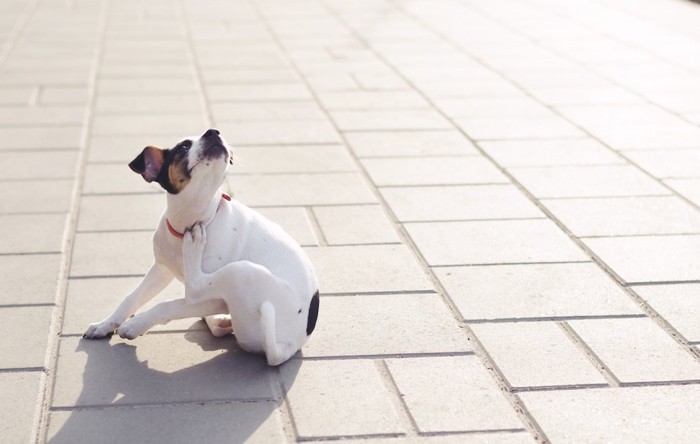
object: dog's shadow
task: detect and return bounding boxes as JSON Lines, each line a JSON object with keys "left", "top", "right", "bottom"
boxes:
{"left": 48, "top": 327, "right": 301, "bottom": 443}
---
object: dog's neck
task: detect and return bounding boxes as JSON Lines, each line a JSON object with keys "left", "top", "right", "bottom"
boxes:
{"left": 165, "top": 189, "right": 222, "bottom": 235}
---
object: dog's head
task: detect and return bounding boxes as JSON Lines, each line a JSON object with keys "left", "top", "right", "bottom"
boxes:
{"left": 128, "top": 129, "right": 233, "bottom": 197}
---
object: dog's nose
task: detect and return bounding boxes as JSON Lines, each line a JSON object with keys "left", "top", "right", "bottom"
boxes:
{"left": 203, "top": 128, "right": 220, "bottom": 138}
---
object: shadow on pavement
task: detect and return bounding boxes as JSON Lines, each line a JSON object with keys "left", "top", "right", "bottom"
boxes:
{"left": 48, "top": 329, "right": 299, "bottom": 442}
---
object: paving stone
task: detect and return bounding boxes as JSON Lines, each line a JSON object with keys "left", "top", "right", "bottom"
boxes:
{"left": 330, "top": 109, "right": 451, "bottom": 131}
{"left": 0, "top": 372, "right": 41, "bottom": 443}
{"left": 557, "top": 104, "right": 682, "bottom": 128}
{"left": 435, "top": 263, "right": 642, "bottom": 321}
{"left": 218, "top": 120, "right": 340, "bottom": 145}
{"left": 0, "top": 306, "right": 53, "bottom": 369}
{"left": 304, "top": 294, "right": 468, "bottom": 357}
{"left": 207, "top": 83, "right": 312, "bottom": 101}
{"left": 666, "top": 178, "right": 700, "bottom": 207}
{"left": 406, "top": 220, "right": 587, "bottom": 266}
{"left": 528, "top": 85, "right": 644, "bottom": 105}
{"left": 386, "top": 356, "right": 523, "bottom": 433}
{"left": 0, "top": 105, "right": 85, "bottom": 125}
{"left": 97, "top": 78, "right": 197, "bottom": 94}
{"left": 632, "top": 284, "right": 700, "bottom": 343}
{"left": 0, "top": 126, "right": 82, "bottom": 150}
{"left": 435, "top": 97, "right": 554, "bottom": 118}
{"left": 62, "top": 278, "right": 205, "bottom": 336}
{"left": 624, "top": 148, "right": 700, "bottom": 179}
{"left": 509, "top": 165, "right": 670, "bottom": 198}
{"left": 70, "top": 231, "right": 154, "bottom": 277}
{"left": 362, "top": 157, "right": 507, "bottom": 186}
{"left": 305, "top": 245, "right": 433, "bottom": 294}
{"left": 382, "top": 185, "right": 543, "bottom": 222}
{"left": 310, "top": 435, "right": 534, "bottom": 444}
{"left": 0, "top": 86, "right": 32, "bottom": 104}
{"left": 472, "top": 322, "right": 607, "bottom": 388}
{"left": 280, "top": 359, "right": 402, "bottom": 438}
{"left": 77, "top": 194, "right": 164, "bottom": 232}
{"left": 0, "top": 179, "right": 73, "bottom": 214}
{"left": 88, "top": 134, "right": 179, "bottom": 163}
{"left": 455, "top": 116, "right": 585, "bottom": 140}
{"left": 0, "top": 151, "right": 78, "bottom": 180}
{"left": 543, "top": 196, "right": 700, "bottom": 237}
{"left": 83, "top": 164, "right": 164, "bottom": 195}
{"left": 0, "top": 213, "right": 66, "bottom": 254}
{"left": 48, "top": 402, "right": 285, "bottom": 444}
{"left": 40, "top": 87, "right": 89, "bottom": 104}
{"left": 583, "top": 235, "right": 700, "bottom": 284}
{"left": 345, "top": 130, "right": 478, "bottom": 157}
{"left": 568, "top": 317, "right": 700, "bottom": 383}
{"left": 520, "top": 385, "right": 700, "bottom": 443}
{"left": 316, "top": 90, "right": 430, "bottom": 110}
{"left": 212, "top": 101, "right": 325, "bottom": 121}
{"left": 255, "top": 207, "right": 318, "bottom": 246}
{"left": 587, "top": 122, "right": 700, "bottom": 150}
{"left": 312, "top": 205, "right": 400, "bottom": 245}
{"left": 233, "top": 145, "right": 355, "bottom": 174}
{"left": 92, "top": 113, "right": 207, "bottom": 136}
{"left": 0, "top": 253, "right": 61, "bottom": 305}
{"left": 53, "top": 333, "right": 275, "bottom": 407}
{"left": 230, "top": 173, "right": 376, "bottom": 206}
{"left": 479, "top": 139, "right": 622, "bottom": 167}
{"left": 95, "top": 94, "right": 203, "bottom": 114}
{"left": 200, "top": 67, "right": 299, "bottom": 83}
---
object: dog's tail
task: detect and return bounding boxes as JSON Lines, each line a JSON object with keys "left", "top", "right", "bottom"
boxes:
{"left": 260, "top": 301, "right": 296, "bottom": 366}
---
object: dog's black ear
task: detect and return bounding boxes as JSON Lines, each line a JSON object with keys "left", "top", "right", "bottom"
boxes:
{"left": 129, "top": 146, "right": 165, "bottom": 183}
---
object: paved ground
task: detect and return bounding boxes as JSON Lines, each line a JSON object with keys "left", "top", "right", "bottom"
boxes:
{"left": 2, "top": 0, "right": 700, "bottom": 442}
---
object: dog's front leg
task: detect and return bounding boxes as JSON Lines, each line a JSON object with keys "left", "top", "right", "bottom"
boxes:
{"left": 83, "top": 262, "right": 174, "bottom": 339}
{"left": 182, "top": 223, "right": 208, "bottom": 303}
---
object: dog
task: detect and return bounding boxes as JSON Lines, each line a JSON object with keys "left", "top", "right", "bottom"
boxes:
{"left": 83, "top": 129, "right": 320, "bottom": 366}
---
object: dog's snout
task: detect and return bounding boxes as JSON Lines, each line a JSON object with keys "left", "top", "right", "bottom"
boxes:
{"left": 203, "top": 128, "right": 220, "bottom": 139}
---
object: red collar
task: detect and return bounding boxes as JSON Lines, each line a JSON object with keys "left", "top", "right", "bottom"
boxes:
{"left": 166, "top": 193, "right": 231, "bottom": 239}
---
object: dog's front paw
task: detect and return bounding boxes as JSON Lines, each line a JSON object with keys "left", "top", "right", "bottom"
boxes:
{"left": 117, "top": 314, "right": 153, "bottom": 340}
{"left": 183, "top": 222, "right": 207, "bottom": 255}
{"left": 84, "top": 318, "right": 120, "bottom": 339}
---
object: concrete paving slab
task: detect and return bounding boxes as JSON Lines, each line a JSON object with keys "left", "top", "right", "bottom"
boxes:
{"left": 509, "top": 165, "right": 670, "bottom": 199}
{"left": 362, "top": 156, "right": 508, "bottom": 187}
{"left": 281, "top": 359, "right": 402, "bottom": 438}
{"left": 233, "top": 145, "right": 355, "bottom": 175}
{"left": 479, "top": 139, "right": 623, "bottom": 168}
{"left": 471, "top": 322, "right": 608, "bottom": 389}
{"left": 0, "top": 213, "right": 66, "bottom": 254}
{"left": 435, "top": 263, "right": 642, "bottom": 321}
{"left": 312, "top": 205, "right": 400, "bottom": 245}
{"left": 48, "top": 401, "right": 285, "bottom": 444}
{"left": 520, "top": 386, "right": 700, "bottom": 443}
{"left": 70, "top": 231, "right": 154, "bottom": 277}
{"left": 382, "top": 185, "right": 544, "bottom": 222}
{"left": 584, "top": 235, "right": 700, "bottom": 284}
{"left": 303, "top": 293, "right": 469, "bottom": 357}
{"left": 77, "top": 194, "right": 164, "bottom": 232}
{"left": 0, "top": 254, "right": 61, "bottom": 305}
{"left": 406, "top": 219, "right": 588, "bottom": 266}
{"left": 542, "top": 196, "right": 700, "bottom": 237}
{"left": 386, "top": 356, "right": 523, "bottom": 433}
{"left": 0, "top": 372, "right": 42, "bottom": 443}
{"left": 53, "top": 333, "right": 275, "bottom": 408}
{"left": 306, "top": 244, "right": 433, "bottom": 294}
{"left": 345, "top": 130, "right": 478, "bottom": 157}
{"left": 633, "top": 284, "right": 700, "bottom": 343}
{"left": 0, "top": 180, "right": 73, "bottom": 214}
{"left": 568, "top": 317, "right": 700, "bottom": 383}
{"left": 0, "top": 306, "right": 53, "bottom": 369}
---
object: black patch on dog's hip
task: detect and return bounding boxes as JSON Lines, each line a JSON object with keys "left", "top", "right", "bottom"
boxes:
{"left": 306, "top": 291, "right": 320, "bottom": 336}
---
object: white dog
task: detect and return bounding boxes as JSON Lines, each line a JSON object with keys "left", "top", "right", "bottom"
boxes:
{"left": 84, "top": 129, "right": 319, "bottom": 366}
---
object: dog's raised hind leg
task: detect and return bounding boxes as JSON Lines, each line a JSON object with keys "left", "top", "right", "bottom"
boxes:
{"left": 260, "top": 301, "right": 297, "bottom": 366}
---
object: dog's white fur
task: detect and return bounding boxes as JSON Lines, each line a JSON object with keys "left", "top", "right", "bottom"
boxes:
{"left": 84, "top": 130, "right": 319, "bottom": 366}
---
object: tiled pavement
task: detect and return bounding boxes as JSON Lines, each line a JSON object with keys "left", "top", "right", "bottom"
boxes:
{"left": 2, "top": 0, "right": 700, "bottom": 442}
